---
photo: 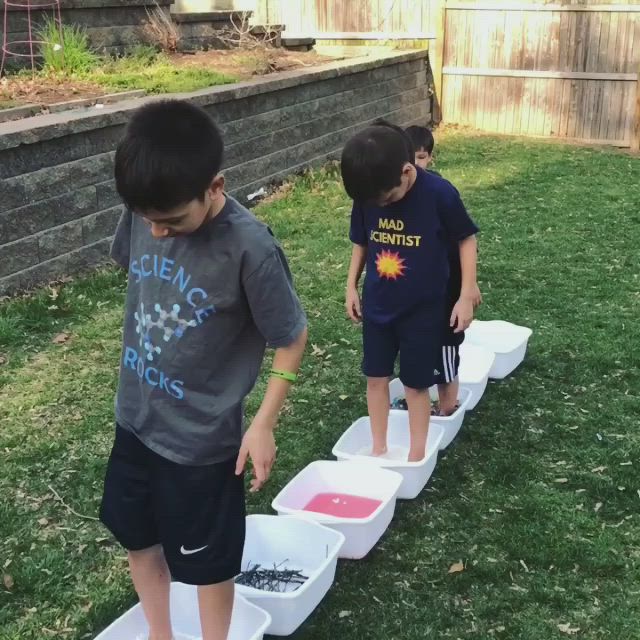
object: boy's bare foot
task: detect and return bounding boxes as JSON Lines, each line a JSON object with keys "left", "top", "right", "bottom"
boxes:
{"left": 437, "top": 402, "right": 460, "bottom": 417}
{"left": 407, "top": 449, "right": 425, "bottom": 463}
{"left": 370, "top": 446, "right": 388, "bottom": 457}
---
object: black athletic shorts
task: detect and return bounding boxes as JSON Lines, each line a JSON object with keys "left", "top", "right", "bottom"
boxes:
{"left": 100, "top": 426, "right": 245, "bottom": 586}
{"left": 434, "top": 344, "right": 460, "bottom": 385}
{"left": 433, "top": 292, "right": 464, "bottom": 385}
{"left": 362, "top": 298, "right": 444, "bottom": 390}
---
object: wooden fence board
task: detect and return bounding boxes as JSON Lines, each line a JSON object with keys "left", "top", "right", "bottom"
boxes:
{"left": 441, "top": 1, "right": 640, "bottom": 146}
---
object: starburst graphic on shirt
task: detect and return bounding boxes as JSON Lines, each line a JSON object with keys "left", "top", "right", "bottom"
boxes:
{"left": 376, "top": 250, "right": 406, "bottom": 280}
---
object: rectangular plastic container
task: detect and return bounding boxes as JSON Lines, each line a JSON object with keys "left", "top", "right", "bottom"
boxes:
{"left": 236, "top": 515, "right": 345, "bottom": 636}
{"left": 94, "top": 582, "right": 271, "bottom": 640}
{"left": 388, "top": 378, "right": 472, "bottom": 450}
{"left": 332, "top": 410, "right": 443, "bottom": 499}
{"left": 429, "top": 387, "right": 472, "bottom": 449}
{"left": 458, "top": 342, "right": 495, "bottom": 409}
{"left": 465, "top": 320, "right": 533, "bottom": 379}
{"left": 272, "top": 460, "right": 403, "bottom": 560}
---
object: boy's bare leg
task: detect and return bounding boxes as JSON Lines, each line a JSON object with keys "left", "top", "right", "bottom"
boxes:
{"left": 198, "top": 580, "right": 235, "bottom": 640}
{"left": 367, "top": 376, "right": 390, "bottom": 456}
{"left": 438, "top": 377, "right": 460, "bottom": 416}
{"left": 128, "top": 546, "right": 172, "bottom": 640}
{"left": 404, "top": 386, "right": 429, "bottom": 462}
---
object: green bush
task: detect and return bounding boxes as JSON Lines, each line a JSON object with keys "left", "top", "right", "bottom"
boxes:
{"left": 37, "top": 18, "right": 99, "bottom": 74}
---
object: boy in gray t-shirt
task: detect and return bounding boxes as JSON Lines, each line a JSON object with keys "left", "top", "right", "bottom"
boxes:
{"left": 99, "top": 100, "right": 307, "bottom": 640}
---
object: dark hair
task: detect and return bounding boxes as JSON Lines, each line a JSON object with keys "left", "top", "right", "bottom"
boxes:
{"left": 341, "top": 124, "right": 412, "bottom": 203}
{"left": 115, "top": 100, "right": 224, "bottom": 213}
{"left": 372, "top": 118, "right": 415, "bottom": 158}
{"left": 405, "top": 125, "right": 435, "bottom": 154}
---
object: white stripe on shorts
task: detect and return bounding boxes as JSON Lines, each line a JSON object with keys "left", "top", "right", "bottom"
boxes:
{"left": 442, "top": 346, "right": 450, "bottom": 383}
{"left": 447, "top": 346, "right": 455, "bottom": 383}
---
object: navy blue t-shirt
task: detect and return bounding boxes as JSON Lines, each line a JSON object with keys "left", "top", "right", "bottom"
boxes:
{"left": 349, "top": 168, "right": 478, "bottom": 324}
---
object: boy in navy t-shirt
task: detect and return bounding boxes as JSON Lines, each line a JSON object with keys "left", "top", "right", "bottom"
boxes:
{"left": 405, "top": 125, "right": 481, "bottom": 415}
{"left": 341, "top": 123, "right": 480, "bottom": 461}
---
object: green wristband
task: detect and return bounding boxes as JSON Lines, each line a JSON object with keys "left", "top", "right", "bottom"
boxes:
{"left": 271, "top": 369, "right": 298, "bottom": 383}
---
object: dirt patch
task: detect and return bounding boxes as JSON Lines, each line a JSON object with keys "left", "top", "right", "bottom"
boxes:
{"left": 0, "top": 49, "right": 338, "bottom": 117}
{"left": 0, "top": 75, "right": 108, "bottom": 110}
{"left": 171, "top": 48, "right": 335, "bottom": 78}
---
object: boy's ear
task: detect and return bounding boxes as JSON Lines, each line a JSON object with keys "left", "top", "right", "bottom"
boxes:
{"left": 402, "top": 161, "right": 414, "bottom": 174}
{"left": 208, "top": 174, "right": 225, "bottom": 196}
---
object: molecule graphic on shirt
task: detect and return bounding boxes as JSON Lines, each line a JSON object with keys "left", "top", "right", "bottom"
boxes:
{"left": 134, "top": 302, "right": 198, "bottom": 362}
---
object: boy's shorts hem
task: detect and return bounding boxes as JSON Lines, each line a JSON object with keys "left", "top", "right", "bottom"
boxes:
{"left": 170, "top": 560, "right": 240, "bottom": 586}
{"left": 434, "top": 344, "right": 460, "bottom": 385}
{"left": 100, "top": 426, "right": 245, "bottom": 586}
{"left": 362, "top": 298, "right": 444, "bottom": 391}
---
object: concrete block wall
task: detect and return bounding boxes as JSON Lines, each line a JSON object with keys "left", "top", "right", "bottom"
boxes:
{"left": 0, "top": 0, "right": 173, "bottom": 59}
{"left": 0, "top": 50, "right": 432, "bottom": 295}
{"left": 172, "top": 10, "right": 245, "bottom": 51}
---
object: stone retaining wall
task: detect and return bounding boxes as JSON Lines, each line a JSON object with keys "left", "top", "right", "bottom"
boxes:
{"left": 0, "top": 50, "right": 432, "bottom": 294}
{"left": 0, "top": 0, "right": 172, "bottom": 60}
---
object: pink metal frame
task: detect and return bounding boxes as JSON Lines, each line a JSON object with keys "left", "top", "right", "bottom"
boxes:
{"left": 1, "top": 0, "right": 64, "bottom": 75}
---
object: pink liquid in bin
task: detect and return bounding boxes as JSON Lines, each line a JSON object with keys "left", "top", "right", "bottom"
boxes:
{"left": 303, "top": 492, "right": 382, "bottom": 519}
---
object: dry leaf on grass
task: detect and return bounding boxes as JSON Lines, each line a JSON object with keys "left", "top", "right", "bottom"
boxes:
{"left": 448, "top": 561, "right": 465, "bottom": 574}
{"left": 3, "top": 574, "right": 14, "bottom": 590}
{"left": 554, "top": 478, "right": 569, "bottom": 484}
{"left": 311, "top": 344, "right": 326, "bottom": 357}
{"left": 52, "top": 332, "right": 70, "bottom": 344}
{"left": 338, "top": 610, "right": 351, "bottom": 618}
{"left": 338, "top": 395, "right": 349, "bottom": 401}
{"left": 594, "top": 502, "right": 603, "bottom": 512}
{"left": 37, "top": 517, "right": 49, "bottom": 526}
{"left": 558, "top": 623, "right": 580, "bottom": 635}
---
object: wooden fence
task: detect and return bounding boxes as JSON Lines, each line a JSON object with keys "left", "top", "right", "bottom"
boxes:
{"left": 255, "top": 0, "right": 437, "bottom": 39}
{"left": 254, "top": 0, "right": 640, "bottom": 149}
{"left": 441, "top": 2, "right": 640, "bottom": 149}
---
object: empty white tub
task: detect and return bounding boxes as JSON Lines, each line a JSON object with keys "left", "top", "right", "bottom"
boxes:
{"left": 465, "top": 320, "right": 533, "bottom": 379}
{"left": 236, "top": 515, "right": 345, "bottom": 636}
{"left": 94, "top": 582, "right": 271, "bottom": 640}
{"left": 272, "top": 460, "right": 402, "bottom": 560}
{"left": 332, "top": 410, "right": 444, "bottom": 499}
{"left": 388, "top": 378, "right": 472, "bottom": 449}
{"left": 458, "top": 342, "right": 495, "bottom": 409}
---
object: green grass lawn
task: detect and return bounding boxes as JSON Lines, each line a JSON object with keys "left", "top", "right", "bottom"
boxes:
{"left": 1, "top": 130, "right": 639, "bottom": 640}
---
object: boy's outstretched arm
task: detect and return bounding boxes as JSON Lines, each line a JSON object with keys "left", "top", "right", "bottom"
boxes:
{"left": 346, "top": 243, "right": 367, "bottom": 322}
{"left": 450, "top": 235, "right": 482, "bottom": 333}
{"left": 235, "top": 326, "right": 308, "bottom": 492}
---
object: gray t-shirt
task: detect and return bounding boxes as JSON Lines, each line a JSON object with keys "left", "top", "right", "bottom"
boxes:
{"left": 111, "top": 197, "right": 306, "bottom": 465}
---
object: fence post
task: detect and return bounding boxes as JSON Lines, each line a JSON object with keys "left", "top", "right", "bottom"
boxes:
{"left": 632, "top": 72, "right": 640, "bottom": 152}
{"left": 430, "top": 0, "right": 447, "bottom": 124}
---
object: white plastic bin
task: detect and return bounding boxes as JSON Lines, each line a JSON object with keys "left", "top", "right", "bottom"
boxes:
{"left": 94, "top": 582, "right": 271, "bottom": 640}
{"left": 388, "top": 378, "right": 472, "bottom": 449}
{"left": 272, "top": 461, "right": 402, "bottom": 560}
{"left": 236, "top": 515, "right": 345, "bottom": 636}
{"left": 429, "top": 387, "right": 472, "bottom": 449}
{"left": 332, "top": 410, "right": 443, "bottom": 499}
{"left": 465, "top": 320, "right": 533, "bottom": 379}
{"left": 458, "top": 342, "right": 495, "bottom": 409}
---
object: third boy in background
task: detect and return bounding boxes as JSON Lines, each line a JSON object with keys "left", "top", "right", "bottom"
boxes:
{"left": 405, "top": 125, "right": 480, "bottom": 415}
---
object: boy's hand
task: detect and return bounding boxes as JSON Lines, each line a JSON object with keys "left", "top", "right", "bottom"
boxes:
{"left": 345, "top": 286, "right": 362, "bottom": 322}
{"left": 450, "top": 296, "right": 474, "bottom": 334}
{"left": 235, "top": 421, "right": 276, "bottom": 492}
{"left": 466, "top": 283, "right": 483, "bottom": 308}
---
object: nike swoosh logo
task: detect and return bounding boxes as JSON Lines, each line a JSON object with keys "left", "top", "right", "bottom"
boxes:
{"left": 180, "top": 545, "right": 208, "bottom": 556}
